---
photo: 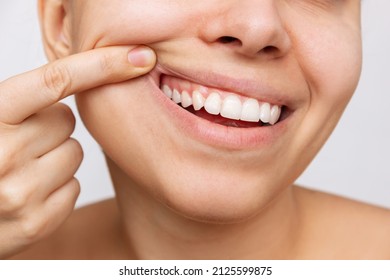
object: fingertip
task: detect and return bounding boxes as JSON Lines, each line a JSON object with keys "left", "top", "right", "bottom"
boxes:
{"left": 128, "top": 46, "right": 157, "bottom": 68}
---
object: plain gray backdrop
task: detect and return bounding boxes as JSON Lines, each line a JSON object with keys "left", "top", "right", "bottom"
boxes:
{"left": 0, "top": 1, "right": 389, "bottom": 208}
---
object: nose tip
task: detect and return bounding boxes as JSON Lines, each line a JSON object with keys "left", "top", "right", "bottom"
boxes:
{"left": 200, "top": 1, "right": 291, "bottom": 59}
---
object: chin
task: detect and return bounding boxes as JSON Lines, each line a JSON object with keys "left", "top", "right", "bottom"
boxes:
{"left": 151, "top": 163, "right": 282, "bottom": 224}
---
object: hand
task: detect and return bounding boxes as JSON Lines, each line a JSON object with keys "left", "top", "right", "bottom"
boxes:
{"left": 0, "top": 46, "right": 156, "bottom": 258}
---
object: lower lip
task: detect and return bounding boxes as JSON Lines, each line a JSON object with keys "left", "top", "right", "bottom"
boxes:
{"left": 147, "top": 74, "right": 289, "bottom": 150}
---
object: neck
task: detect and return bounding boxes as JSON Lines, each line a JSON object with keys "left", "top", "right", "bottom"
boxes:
{"left": 107, "top": 158, "right": 301, "bottom": 260}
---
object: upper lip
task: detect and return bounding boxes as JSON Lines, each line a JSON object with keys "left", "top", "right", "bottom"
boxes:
{"left": 151, "top": 63, "right": 303, "bottom": 110}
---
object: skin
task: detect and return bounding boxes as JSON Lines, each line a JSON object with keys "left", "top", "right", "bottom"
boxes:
{"left": 3, "top": 0, "right": 390, "bottom": 259}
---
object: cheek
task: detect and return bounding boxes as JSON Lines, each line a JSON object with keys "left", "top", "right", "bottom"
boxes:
{"left": 280, "top": 20, "right": 362, "bottom": 178}
{"left": 297, "top": 24, "right": 362, "bottom": 109}
{"left": 74, "top": 78, "right": 170, "bottom": 195}
{"left": 71, "top": 1, "right": 200, "bottom": 51}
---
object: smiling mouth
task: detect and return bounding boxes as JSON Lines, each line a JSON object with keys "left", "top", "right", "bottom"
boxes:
{"left": 159, "top": 75, "right": 286, "bottom": 128}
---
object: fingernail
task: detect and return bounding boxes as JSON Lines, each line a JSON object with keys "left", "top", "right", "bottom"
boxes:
{"left": 128, "top": 47, "right": 155, "bottom": 67}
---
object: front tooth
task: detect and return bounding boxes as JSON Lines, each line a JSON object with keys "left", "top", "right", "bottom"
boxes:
{"left": 241, "top": 98, "right": 261, "bottom": 122}
{"left": 162, "top": 85, "right": 173, "bottom": 99}
{"left": 192, "top": 90, "right": 205, "bottom": 111}
{"left": 259, "top": 102, "right": 271, "bottom": 123}
{"left": 172, "top": 89, "right": 181, "bottom": 104}
{"left": 181, "top": 90, "right": 192, "bottom": 108}
{"left": 221, "top": 95, "right": 242, "bottom": 120}
{"left": 269, "top": 105, "right": 281, "bottom": 125}
{"left": 204, "top": 92, "right": 222, "bottom": 115}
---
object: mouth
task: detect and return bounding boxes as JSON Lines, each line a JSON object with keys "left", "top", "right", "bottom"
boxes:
{"left": 160, "top": 75, "right": 288, "bottom": 128}
{"left": 147, "top": 68, "right": 295, "bottom": 149}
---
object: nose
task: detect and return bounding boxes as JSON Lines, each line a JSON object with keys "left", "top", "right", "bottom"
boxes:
{"left": 199, "top": 0, "right": 291, "bottom": 59}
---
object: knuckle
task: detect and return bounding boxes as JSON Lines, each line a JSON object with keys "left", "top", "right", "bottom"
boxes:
{"left": 68, "top": 178, "right": 81, "bottom": 200}
{"left": 19, "top": 216, "right": 46, "bottom": 242}
{"left": 56, "top": 103, "right": 76, "bottom": 128}
{"left": 68, "top": 138, "right": 84, "bottom": 164}
{"left": 0, "top": 146, "right": 16, "bottom": 177}
{"left": 0, "top": 185, "right": 28, "bottom": 215}
{"left": 19, "top": 179, "right": 81, "bottom": 243}
{"left": 61, "top": 179, "right": 81, "bottom": 213}
{"left": 42, "top": 62, "right": 72, "bottom": 102}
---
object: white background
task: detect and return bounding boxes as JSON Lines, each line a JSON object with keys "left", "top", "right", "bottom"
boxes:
{"left": 0, "top": 1, "right": 389, "bottom": 209}
{"left": 1, "top": 260, "right": 390, "bottom": 280}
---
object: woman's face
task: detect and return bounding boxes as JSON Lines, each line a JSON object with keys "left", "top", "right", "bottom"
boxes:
{"left": 65, "top": 0, "right": 362, "bottom": 222}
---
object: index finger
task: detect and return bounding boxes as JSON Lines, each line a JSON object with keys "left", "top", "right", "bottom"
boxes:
{"left": 0, "top": 46, "right": 156, "bottom": 124}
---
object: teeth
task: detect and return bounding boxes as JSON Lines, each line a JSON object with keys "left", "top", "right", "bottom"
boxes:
{"left": 172, "top": 89, "right": 182, "bottom": 104}
{"left": 241, "top": 98, "right": 261, "bottom": 122}
{"left": 181, "top": 90, "right": 192, "bottom": 108}
{"left": 192, "top": 90, "right": 205, "bottom": 111}
{"left": 161, "top": 84, "right": 282, "bottom": 125}
{"left": 162, "top": 85, "right": 173, "bottom": 99}
{"left": 204, "top": 92, "right": 222, "bottom": 115}
{"left": 221, "top": 95, "right": 242, "bottom": 120}
{"left": 270, "top": 105, "right": 281, "bottom": 125}
{"left": 259, "top": 103, "right": 271, "bottom": 123}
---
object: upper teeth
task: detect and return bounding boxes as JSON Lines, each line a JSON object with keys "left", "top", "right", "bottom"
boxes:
{"left": 162, "top": 84, "right": 281, "bottom": 125}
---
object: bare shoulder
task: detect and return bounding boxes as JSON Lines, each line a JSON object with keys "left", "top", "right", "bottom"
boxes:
{"left": 294, "top": 186, "right": 390, "bottom": 259}
{"left": 10, "top": 199, "right": 128, "bottom": 260}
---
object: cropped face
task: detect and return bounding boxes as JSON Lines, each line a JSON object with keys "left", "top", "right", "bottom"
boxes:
{"left": 56, "top": 0, "right": 362, "bottom": 222}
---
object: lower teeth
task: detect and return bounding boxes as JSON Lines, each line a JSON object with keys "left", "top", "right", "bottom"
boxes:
{"left": 184, "top": 106, "right": 265, "bottom": 128}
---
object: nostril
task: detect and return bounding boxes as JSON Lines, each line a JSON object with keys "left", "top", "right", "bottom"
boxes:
{"left": 262, "top": 46, "right": 278, "bottom": 54}
{"left": 218, "top": 36, "right": 241, "bottom": 44}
